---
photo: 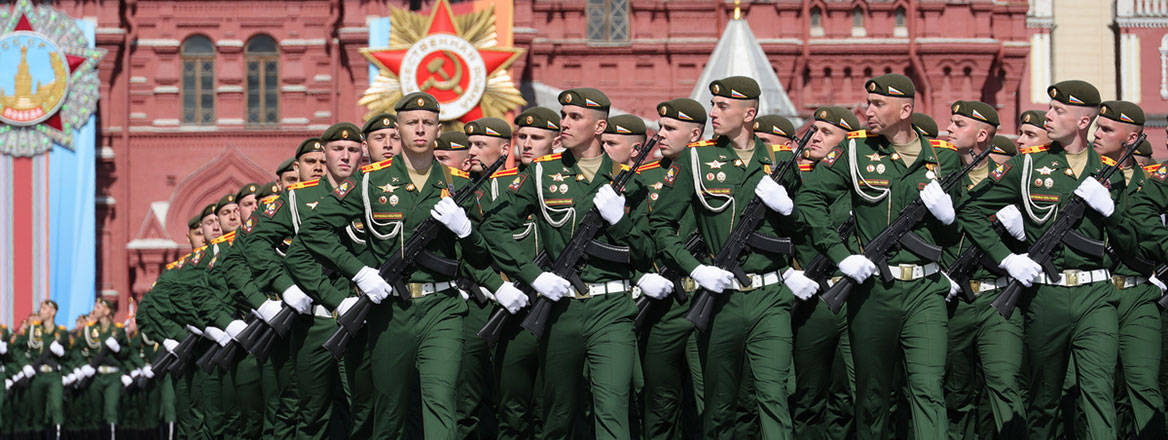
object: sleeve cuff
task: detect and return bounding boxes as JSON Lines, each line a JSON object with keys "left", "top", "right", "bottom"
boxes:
{"left": 826, "top": 244, "right": 852, "bottom": 265}
{"left": 517, "top": 264, "right": 544, "bottom": 287}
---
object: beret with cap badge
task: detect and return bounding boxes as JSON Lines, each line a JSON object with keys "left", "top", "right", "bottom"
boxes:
{"left": 465, "top": 117, "right": 513, "bottom": 139}
{"left": 605, "top": 114, "right": 647, "bottom": 136}
{"left": 1019, "top": 110, "right": 1046, "bottom": 129}
{"left": 275, "top": 157, "right": 296, "bottom": 176}
{"left": 911, "top": 113, "right": 938, "bottom": 138}
{"left": 199, "top": 203, "right": 218, "bottom": 221}
{"left": 1047, "top": 80, "right": 1101, "bottom": 107}
{"left": 436, "top": 131, "right": 470, "bottom": 151}
{"left": 753, "top": 115, "right": 796, "bottom": 140}
{"left": 709, "top": 76, "right": 760, "bottom": 100}
{"left": 558, "top": 88, "right": 611, "bottom": 112}
{"left": 515, "top": 107, "right": 561, "bottom": 131}
{"left": 321, "top": 122, "right": 364, "bottom": 143}
{"left": 235, "top": 183, "right": 261, "bottom": 203}
{"left": 362, "top": 113, "right": 397, "bottom": 135}
{"left": 951, "top": 100, "right": 999, "bottom": 127}
{"left": 188, "top": 213, "right": 203, "bottom": 229}
{"left": 657, "top": 98, "right": 707, "bottom": 125}
{"left": 395, "top": 92, "right": 440, "bottom": 113}
{"left": 256, "top": 181, "right": 282, "bottom": 201}
{"left": 817, "top": 106, "right": 861, "bottom": 133}
{"left": 295, "top": 138, "right": 324, "bottom": 159}
{"left": 865, "top": 73, "right": 915, "bottom": 98}
{"left": 1098, "top": 100, "right": 1145, "bottom": 126}
{"left": 215, "top": 193, "right": 238, "bottom": 212}
{"left": 989, "top": 135, "right": 1017, "bottom": 156}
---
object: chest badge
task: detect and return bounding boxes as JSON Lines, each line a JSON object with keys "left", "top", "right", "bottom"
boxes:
{"left": 1064, "top": 168, "right": 1075, "bottom": 177}
{"left": 551, "top": 173, "right": 566, "bottom": 182}
{"left": 390, "top": 195, "right": 399, "bottom": 206}
{"left": 379, "top": 183, "right": 399, "bottom": 193}
{"left": 1036, "top": 166, "right": 1054, "bottom": 175}
{"left": 559, "top": 184, "right": 569, "bottom": 193}
{"left": 305, "top": 201, "right": 319, "bottom": 210}
{"left": 706, "top": 160, "right": 726, "bottom": 169}
{"left": 866, "top": 152, "right": 883, "bottom": 162}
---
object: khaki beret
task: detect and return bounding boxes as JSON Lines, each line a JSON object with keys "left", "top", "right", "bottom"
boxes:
{"left": 235, "top": 183, "right": 260, "bottom": 203}
{"left": 295, "top": 138, "right": 324, "bottom": 159}
{"left": 515, "top": 107, "right": 561, "bottom": 131}
{"left": 199, "top": 203, "right": 218, "bottom": 221}
{"left": 321, "top": 122, "right": 363, "bottom": 143}
{"left": 1019, "top": 110, "right": 1045, "bottom": 129}
{"left": 817, "top": 107, "right": 861, "bottom": 133}
{"left": 951, "top": 100, "right": 999, "bottom": 127}
{"left": 1099, "top": 100, "right": 1145, "bottom": 126}
{"left": 605, "top": 114, "right": 646, "bottom": 136}
{"left": 657, "top": 98, "right": 707, "bottom": 125}
{"left": 1047, "top": 80, "right": 1100, "bottom": 107}
{"left": 558, "top": 88, "right": 610, "bottom": 112}
{"left": 275, "top": 157, "right": 296, "bottom": 175}
{"left": 865, "top": 73, "right": 915, "bottom": 98}
{"left": 362, "top": 113, "right": 397, "bottom": 134}
{"left": 753, "top": 115, "right": 796, "bottom": 139}
{"left": 911, "top": 113, "right": 938, "bottom": 138}
{"left": 395, "top": 92, "right": 440, "bottom": 113}
{"left": 465, "top": 117, "right": 513, "bottom": 139}
{"left": 989, "top": 135, "right": 1016, "bottom": 156}
{"left": 436, "top": 131, "right": 469, "bottom": 151}
{"left": 709, "top": 76, "right": 760, "bottom": 100}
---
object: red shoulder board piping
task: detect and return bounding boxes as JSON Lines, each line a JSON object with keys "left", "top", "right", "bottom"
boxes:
{"left": 287, "top": 179, "right": 320, "bottom": 190}
{"left": 929, "top": 139, "right": 957, "bottom": 151}
{"left": 798, "top": 163, "right": 814, "bottom": 172}
{"left": 636, "top": 161, "right": 661, "bottom": 174}
{"left": 449, "top": 167, "right": 470, "bottom": 178}
{"left": 687, "top": 139, "right": 716, "bottom": 148}
{"left": 1100, "top": 156, "right": 1117, "bottom": 167}
{"left": 771, "top": 144, "right": 793, "bottom": 152}
{"left": 534, "top": 153, "right": 562, "bottom": 163}
{"left": 847, "top": 130, "right": 868, "bottom": 139}
{"left": 491, "top": 167, "right": 519, "bottom": 178}
{"left": 1019, "top": 144, "right": 1049, "bottom": 155}
{"left": 361, "top": 157, "right": 393, "bottom": 173}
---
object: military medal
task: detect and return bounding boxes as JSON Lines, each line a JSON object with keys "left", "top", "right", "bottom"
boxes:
{"left": 706, "top": 172, "right": 715, "bottom": 181}
{"left": 1044, "top": 178, "right": 1054, "bottom": 187}
{"left": 876, "top": 164, "right": 886, "bottom": 174}
{"left": 559, "top": 184, "right": 568, "bottom": 193}
{"left": 1034, "top": 178, "right": 1044, "bottom": 187}
{"left": 716, "top": 172, "right": 726, "bottom": 182}
{"left": 866, "top": 164, "right": 875, "bottom": 172}
{"left": 389, "top": 195, "right": 399, "bottom": 206}
{"left": 549, "top": 184, "right": 558, "bottom": 193}
{"left": 379, "top": 196, "right": 388, "bottom": 204}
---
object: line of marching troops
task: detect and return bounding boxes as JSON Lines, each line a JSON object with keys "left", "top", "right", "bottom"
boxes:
{"left": 3, "top": 72, "right": 1168, "bottom": 440}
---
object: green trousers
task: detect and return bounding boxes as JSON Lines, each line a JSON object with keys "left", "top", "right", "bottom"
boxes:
{"left": 699, "top": 283, "right": 794, "bottom": 440}
{"left": 291, "top": 314, "right": 344, "bottom": 439}
{"left": 637, "top": 294, "right": 703, "bottom": 440}
{"left": 1023, "top": 281, "right": 1118, "bottom": 439}
{"left": 228, "top": 355, "right": 264, "bottom": 438}
{"left": 792, "top": 297, "right": 854, "bottom": 440}
{"left": 848, "top": 275, "right": 948, "bottom": 440}
{"left": 260, "top": 332, "right": 299, "bottom": 439}
{"left": 944, "top": 287, "right": 1026, "bottom": 439}
{"left": 539, "top": 291, "right": 636, "bottom": 440}
{"left": 1114, "top": 282, "right": 1165, "bottom": 438}
{"left": 366, "top": 289, "right": 466, "bottom": 439}
{"left": 493, "top": 308, "right": 543, "bottom": 440}
{"left": 344, "top": 325, "right": 389, "bottom": 438}
{"left": 29, "top": 370, "right": 63, "bottom": 429}
{"left": 457, "top": 300, "right": 495, "bottom": 438}
{"left": 93, "top": 372, "right": 120, "bottom": 424}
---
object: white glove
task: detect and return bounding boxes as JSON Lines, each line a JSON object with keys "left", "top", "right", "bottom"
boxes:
{"left": 60, "top": 374, "right": 72, "bottom": 386}
{"left": 50, "top": 340, "right": 64, "bottom": 357}
{"left": 224, "top": 320, "right": 248, "bottom": 341}
{"left": 121, "top": 375, "right": 133, "bottom": 387}
{"left": 593, "top": 185, "right": 627, "bottom": 226}
{"left": 1149, "top": 275, "right": 1166, "bottom": 293}
{"left": 352, "top": 266, "right": 393, "bottom": 304}
{"left": 162, "top": 338, "right": 180, "bottom": 354}
{"left": 12, "top": 372, "right": 24, "bottom": 383}
{"left": 337, "top": 297, "right": 358, "bottom": 318}
{"left": 838, "top": 255, "right": 877, "bottom": 283}
{"left": 0, "top": 340, "right": 6, "bottom": 355}
{"left": 690, "top": 264, "right": 735, "bottom": 293}
{"left": 531, "top": 272, "right": 572, "bottom": 301}
{"left": 920, "top": 181, "right": 955, "bottom": 225}
{"left": 783, "top": 268, "right": 819, "bottom": 300}
{"left": 185, "top": 325, "right": 203, "bottom": 336}
{"left": 130, "top": 368, "right": 142, "bottom": 378}
{"left": 494, "top": 282, "right": 529, "bottom": 314}
{"left": 459, "top": 289, "right": 471, "bottom": 301}
{"left": 999, "top": 253, "right": 1042, "bottom": 287}
{"left": 942, "top": 272, "right": 960, "bottom": 302}
{"left": 1074, "top": 178, "right": 1114, "bottom": 217}
{"left": 636, "top": 273, "right": 674, "bottom": 300}
{"left": 105, "top": 337, "right": 120, "bottom": 353}
{"left": 204, "top": 327, "right": 230, "bottom": 347}
{"left": 22, "top": 364, "right": 35, "bottom": 378}
{"left": 80, "top": 365, "right": 96, "bottom": 378}
{"left": 281, "top": 285, "right": 313, "bottom": 315}
{"left": 430, "top": 197, "right": 473, "bottom": 238}
{"left": 754, "top": 178, "right": 794, "bottom": 216}
{"left": 255, "top": 299, "right": 282, "bottom": 324}
{"left": 995, "top": 204, "right": 1026, "bottom": 241}
{"left": 143, "top": 365, "right": 155, "bottom": 379}
{"left": 5, "top": 378, "right": 12, "bottom": 390}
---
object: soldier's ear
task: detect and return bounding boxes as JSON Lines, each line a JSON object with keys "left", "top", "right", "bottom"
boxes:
{"left": 594, "top": 118, "right": 608, "bottom": 136}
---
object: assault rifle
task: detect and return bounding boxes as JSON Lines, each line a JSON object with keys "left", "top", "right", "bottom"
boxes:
{"left": 801, "top": 216, "right": 856, "bottom": 287}
{"left": 321, "top": 154, "right": 509, "bottom": 358}
{"left": 945, "top": 222, "right": 1010, "bottom": 303}
{"left": 633, "top": 233, "right": 707, "bottom": 330}
{"left": 991, "top": 133, "right": 1146, "bottom": 318}
{"left": 476, "top": 252, "right": 550, "bottom": 344}
{"left": 820, "top": 144, "right": 997, "bottom": 314}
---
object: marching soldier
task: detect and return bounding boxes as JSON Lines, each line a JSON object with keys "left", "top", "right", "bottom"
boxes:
{"left": 11, "top": 300, "right": 68, "bottom": 439}
{"left": 76, "top": 298, "right": 130, "bottom": 439}
{"left": 601, "top": 114, "right": 647, "bottom": 166}
{"left": 960, "top": 80, "right": 1129, "bottom": 438}
{"left": 649, "top": 76, "right": 809, "bottom": 439}
{"left": 795, "top": 74, "right": 962, "bottom": 439}
{"left": 277, "top": 157, "right": 299, "bottom": 191}
{"left": 364, "top": 112, "right": 401, "bottom": 162}
{"left": 790, "top": 106, "right": 860, "bottom": 440}
{"left": 480, "top": 87, "right": 651, "bottom": 439}
{"left": 1016, "top": 110, "right": 1051, "bottom": 150}
{"left": 912, "top": 112, "right": 940, "bottom": 138}
{"left": 634, "top": 97, "right": 709, "bottom": 439}
{"left": 753, "top": 114, "right": 797, "bottom": 148}
{"left": 436, "top": 130, "right": 472, "bottom": 170}
{"left": 294, "top": 92, "right": 494, "bottom": 437}
{"left": 939, "top": 101, "right": 1026, "bottom": 438}
{"left": 514, "top": 107, "right": 560, "bottom": 166}
{"left": 989, "top": 135, "right": 1017, "bottom": 165}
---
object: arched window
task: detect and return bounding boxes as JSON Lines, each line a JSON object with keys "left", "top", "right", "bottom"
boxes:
{"left": 246, "top": 35, "right": 279, "bottom": 124}
{"left": 810, "top": 7, "right": 824, "bottom": 36}
{"left": 181, "top": 35, "right": 215, "bottom": 124}
{"left": 852, "top": 7, "right": 866, "bottom": 37}
{"left": 894, "top": 7, "right": 907, "bottom": 37}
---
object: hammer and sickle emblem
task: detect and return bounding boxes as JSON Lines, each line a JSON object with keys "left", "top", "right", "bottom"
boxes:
{"left": 420, "top": 50, "right": 464, "bottom": 94}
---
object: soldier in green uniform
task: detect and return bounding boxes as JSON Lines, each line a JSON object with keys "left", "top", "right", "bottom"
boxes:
{"left": 11, "top": 300, "right": 69, "bottom": 439}
{"left": 436, "top": 130, "right": 472, "bottom": 170}
{"left": 75, "top": 298, "right": 130, "bottom": 438}
{"left": 753, "top": 114, "right": 797, "bottom": 148}
{"left": 491, "top": 106, "right": 559, "bottom": 440}
{"left": 795, "top": 74, "right": 963, "bottom": 439}
{"left": 650, "top": 76, "right": 811, "bottom": 439}
{"left": 1091, "top": 101, "right": 1166, "bottom": 438}
{"left": 912, "top": 112, "right": 940, "bottom": 138}
{"left": 601, "top": 114, "right": 647, "bottom": 166}
{"left": 634, "top": 97, "right": 708, "bottom": 440}
{"left": 938, "top": 101, "right": 1026, "bottom": 439}
{"left": 277, "top": 158, "right": 299, "bottom": 191}
{"left": 364, "top": 112, "right": 401, "bottom": 162}
{"left": 790, "top": 106, "right": 860, "bottom": 440}
{"left": 294, "top": 92, "right": 494, "bottom": 438}
{"left": 1016, "top": 110, "right": 1051, "bottom": 151}
{"left": 960, "top": 80, "right": 1130, "bottom": 439}
{"left": 0, "top": 321, "right": 9, "bottom": 434}
{"left": 480, "top": 87, "right": 651, "bottom": 439}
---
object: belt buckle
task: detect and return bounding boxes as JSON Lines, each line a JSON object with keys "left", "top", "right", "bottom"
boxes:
{"left": 899, "top": 264, "right": 915, "bottom": 281}
{"left": 969, "top": 280, "right": 981, "bottom": 294}
{"left": 575, "top": 287, "right": 591, "bottom": 299}
{"left": 738, "top": 275, "right": 757, "bottom": 292}
{"left": 682, "top": 278, "right": 697, "bottom": 293}
{"left": 1064, "top": 270, "right": 1080, "bottom": 287}
{"left": 408, "top": 283, "right": 425, "bottom": 299}
{"left": 1113, "top": 275, "right": 1126, "bottom": 290}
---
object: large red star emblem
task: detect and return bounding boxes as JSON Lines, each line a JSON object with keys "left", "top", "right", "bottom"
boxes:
{"left": 2, "top": 14, "right": 88, "bottom": 131}
{"left": 363, "top": 0, "right": 522, "bottom": 123}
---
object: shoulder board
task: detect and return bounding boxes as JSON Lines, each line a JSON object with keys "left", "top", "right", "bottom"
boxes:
{"left": 194, "top": 245, "right": 208, "bottom": 253}
{"left": 287, "top": 179, "right": 320, "bottom": 190}
{"left": 847, "top": 130, "right": 869, "bottom": 139}
{"left": 636, "top": 161, "right": 661, "bottom": 173}
{"left": 534, "top": 153, "right": 562, "bottom": 163}
{"left": 771, "top": 144, "right": 793, "bottom": 152}
{"left": 260, "top": 194, "right": 280, "bottom": 204}
{"left": 448, "top": 167, "right": 470, "bottom": 178}
{"left": 1099, "top": 155, "right": 1117, "bottom": 167}
{"left": 210, "top": 231, "right": 235, "bottom": 245}
{"left": 165, "top": 261, "right": 179, "bottom": 270}
{"left": 362, "top": 157, "right": 393, "bottom": 173}
{"left": 687, "top": 139, "right": 716, "bottom": 148}
{"left": 491, "top": 167, "right": 519, "bottom": 178}
{"left": 58, "top": 325, "right": 66, "bottom": 330}
{"left": 618, "top": 164, "right": 631, "bottom": 172}
{"left": 1019, "top": 144, "right": 1049, "bottom": 155}
{"left": 1143, "top": 164, "right": 1161, "bottom": 173}
{"left": 928, "top": 139, "right": 956, "bottom": 151}
{"left": 115, "top": 322, "right": 124, "bottom": 328}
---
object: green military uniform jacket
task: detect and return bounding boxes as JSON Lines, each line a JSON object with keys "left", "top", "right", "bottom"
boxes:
{"left": 73, "top": 321, "right": 129, "bottom": 370}
{"left": 1126, "top": 161, "right": 1168, "bottom": 261}
{"left": 792, "top": 161, "right": 855, "bottom": 274}
{"left": 650, "top": 136, "right": 802, "bottom": 276}
{"left": 11, "top": 321, "right": 67, "bottom": 370}
{"left": 635, "top": 157, "right": 701, "bottom": 275}
{"left": 796, "top": 130, "right": 962, "bottom": 266}
{"left": 1111, "top": 164, "right": 1159, "bottom": 278}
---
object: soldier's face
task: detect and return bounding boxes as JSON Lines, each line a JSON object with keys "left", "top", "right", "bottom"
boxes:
{"left": 295, "top": 152, "right": 326, "bottom": 181}
{"left": 398, "top": 110, "right": 441, "bottom": 156}
{"left": 809, "top": 121, "right": 846, "bottom": 161}
{"left": 945, "top": 115, "right": 992, "bottom": 151}
{"left": 434, "top": 149, "right": 469, "bottom": 170}
{"left": 187, "top": 227, "right": 205, "bottom": 248}
{"left": 93, "top": 302, "right": 110, "bottom": 320}
{"left": 325, "top": 140, "right": 363, "bottom": 182}
{"left": 755, "top": 133, "right": 791, "bottom": 148}
{"left": 1091, "top": 118, "right": 1140, "bottom": 158}
{"left": 560, "top": 106, "right": 607, "bottom": 151}
{"left": 515, "top": 127, "right": 556, "bottom": 165}
{"left": 467, "top": 135, "right": 506, "bottom": 173}
{"left": 39, "top": 303, "right": 55, "bottom": 321}
{"left": 601, "top": 134, "right": 642, "bottom": 166}
{"left": 1044, "top": 101, "right": 1095, "bottom": 142}
{"left": 201, "top": 214, "right": 222, "bottom": 241}
{"left": 1017, "top": 125, "right": 1050, "bottom": 149}
{"left": 278, "top": 170, "right": 299, "bottom": 191}
{"left": 366, "top": 127, "right": 399, "bottom": 162}
{"left": 237, "top": 194, "right": 258, "bottom": 221}
{"left": 217, "top": 203, "right": 240, "bottom": 232}
{"left": 656, "top": 119, "right": 702, "bottom": 159}
{"left": 709, "top": 97, "right": 756, "bottom": 136}
{"left": 865, "top": 94, "right": 912, "bottom": 135}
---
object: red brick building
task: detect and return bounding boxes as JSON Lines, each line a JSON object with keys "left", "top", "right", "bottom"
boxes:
{"left": 23, "top": 0, "right": 1161, "bottom": 319}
